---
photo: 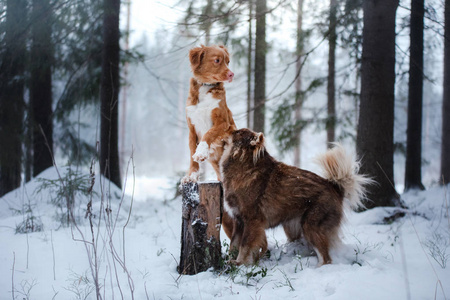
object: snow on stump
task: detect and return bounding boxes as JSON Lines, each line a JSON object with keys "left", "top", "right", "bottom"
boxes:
{"left": 178, "top": 181, "right": 222, "bottom": 275}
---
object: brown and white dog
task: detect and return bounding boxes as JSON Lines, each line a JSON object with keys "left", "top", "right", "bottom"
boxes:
{"left": 220, "top": 129, "right": 371, "bottom": 266}
{"left": 182, "top": 45, "right": 237, "bottom": 238}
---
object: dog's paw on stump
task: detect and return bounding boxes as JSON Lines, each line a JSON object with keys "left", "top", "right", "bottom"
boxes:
{"left": 193, "top": 142, "right": 209, "bottom": 162}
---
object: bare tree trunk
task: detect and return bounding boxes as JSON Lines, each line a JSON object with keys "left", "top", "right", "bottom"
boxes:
{"left": 327, "top": 0, "right": 337, "bottom": 147}
{"left": 100, "top": 0, "right": 122, "bottom": 188}
{"left": 294, "top": 0, "right": 304, "bottom": 167}
{"left": 247, "top": 0, "right": 253, "bottom": 129}
{"left": 405, "top": 0, "right": 425, "bottom": 191}
{"left": 357, "top": 0, "right": 400, "bottom": 208}
{"left": 30, "top": 0, "right": 54, "bottom": 177}
{"left": 0, "top": 0, "right": 27, "bottom": 196}
{"left": 442, "top": 0, "right": 450, "bottom": 185}
{"left": 253, "top": 0, "right": 267, "bottom": 133}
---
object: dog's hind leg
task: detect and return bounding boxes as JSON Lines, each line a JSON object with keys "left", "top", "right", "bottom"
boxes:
{"left": 302, "top": 226, "right": 332, "bottom": 266}
{"left": 282, "top": 217, "right": 303, "bottom": 242}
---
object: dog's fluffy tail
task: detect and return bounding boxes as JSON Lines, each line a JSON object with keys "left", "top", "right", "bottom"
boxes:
{"left": 315, "top": 143, "right": 372, "bottom": 210}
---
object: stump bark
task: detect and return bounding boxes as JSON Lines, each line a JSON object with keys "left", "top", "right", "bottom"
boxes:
{"left": 178, "top": 181, "right": 223, "bottom": 275}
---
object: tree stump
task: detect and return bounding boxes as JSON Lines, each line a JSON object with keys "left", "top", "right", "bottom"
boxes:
{"left": 178, "top": 181, "right": 223, "bottom": 275}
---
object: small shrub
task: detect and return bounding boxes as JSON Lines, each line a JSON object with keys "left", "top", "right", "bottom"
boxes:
{"left": 64, "top": 271, "right": 94, "bottom": 300}
{"left": 35, "top": 166, "right": 94, "bottom": 226}
{"left": 424, "top": 232, "right": 449, "bottom": 269}
{"left": 16, "top": 215, "right": 43, "bottom": 234}
{"left": 13, "top": 203, "right": 43, "bottom": 234}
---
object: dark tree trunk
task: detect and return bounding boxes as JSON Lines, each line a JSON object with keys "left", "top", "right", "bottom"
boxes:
{"left": 0, "top": 0, "right": 27, "bottom": 197}
{"left": 357, "top": 0, "right": 400, "bottom": 208}
{"left": 405, "top": 0, "right": 425, "bottom": 191}
{"left": 30, "top": 0, "right": 54, "bottom": 177}
{"left": 327, "top": 0, "right": 337, "bottom": 147}
{"left": 100, "top": 0, "right": 122, "bottom": 188}
{"left": 442, "top": 0, "right": 450, "bottom": 185}
{"left": 253, "top": 0, "right": 266, "bottom": 133}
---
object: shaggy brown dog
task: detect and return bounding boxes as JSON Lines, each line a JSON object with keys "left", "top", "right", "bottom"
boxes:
{"left": 181, "top": 45, "right": 237, "bottom": 238}
{"left": 220, "top": 129, "right": 371, "bottom": 266}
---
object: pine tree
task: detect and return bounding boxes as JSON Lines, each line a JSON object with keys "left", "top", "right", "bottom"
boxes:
{"left": 100, "top": 0, "right": 122, "bottom": 188}
{"left": 357, "top": 0, "right": 401, "bottom": 208}
{"left": 0, "top": 0, "right": 27, "bottom": 196}
{"left": 327, "top": 0, "right": 338, "bottom": 147}
{"left": 247, "top": 0, "right": 254, "bottom": 129}
{"left": 30, "top": 0, "right": 54, "bottom": 177}
{"left": 52, "top": 0, "right": 103, "bottom": 165}
{"left": 294, "top": 0, "right": 304, "bottom": 167}
{"left": 405, "top": 0, "right": 425, "bottom": 191}
{"left": 253, "top": 0, "right": 267, "bottom": 133}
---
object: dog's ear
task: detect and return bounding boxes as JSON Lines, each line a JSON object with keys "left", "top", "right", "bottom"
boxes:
{"left": 218, "top": 45, "right": 229, "bottom": 56}
{"left": 219, "top": 45, "right": 231, "bottom": 64}
{"left": 250, "top": 132, "right": 264, "bottom": 147}
{"left": 189, "top": 47, "right": 205, "bottom": 69}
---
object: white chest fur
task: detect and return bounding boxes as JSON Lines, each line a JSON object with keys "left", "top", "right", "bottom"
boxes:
{"left": 186, "top": 86, "right": 220, "bottom": 139}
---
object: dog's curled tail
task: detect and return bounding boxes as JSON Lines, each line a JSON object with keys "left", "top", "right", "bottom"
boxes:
{"left": 315, "top": 143, "right": 373, "bottom": 210}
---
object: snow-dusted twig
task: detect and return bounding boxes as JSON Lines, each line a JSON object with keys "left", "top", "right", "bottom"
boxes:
{"left": 51, "top": 230, "right": 56, "bottom": 280}
{"left": 144, "top": 281, "right": 150, "bottom": 300}
{"left": 122, "top": 147, "right": 136, "bottom": 267}
{"left": 444, "top": 182, "right": 449, "bottom": 228}
{"left": 11, "top": 252, "right": 15, "bottom": 300}
{"left": 99, "top": 150, "right": 136, "bottom": 300}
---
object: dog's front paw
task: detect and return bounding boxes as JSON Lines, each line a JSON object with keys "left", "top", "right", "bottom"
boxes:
{"left": 181, "top": 172, "right": 199, "bottom": 184}
{"left": 193, "top": 141, "right": 209, "bottom": 162}
{"left": 229, "top": 259, "right": 242, "bottom": 266}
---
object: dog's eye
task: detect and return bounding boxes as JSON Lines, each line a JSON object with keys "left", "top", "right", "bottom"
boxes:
{"left": 214, "top": 59, "right": 220, "bottom": 63}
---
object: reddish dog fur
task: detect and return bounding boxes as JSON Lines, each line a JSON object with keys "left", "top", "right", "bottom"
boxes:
{"left": 182, "top": 45, "right": 237, "bottom": 238}
{"left": 220, "top": 129, "right": 371, "bottom": 266}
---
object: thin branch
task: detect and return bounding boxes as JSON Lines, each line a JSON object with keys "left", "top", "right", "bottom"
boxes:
{"left": 11, "top": 252, "right": 15, "bottom": 300}
{"left": 122, "top": 147, "right": 136, "bottom": 267}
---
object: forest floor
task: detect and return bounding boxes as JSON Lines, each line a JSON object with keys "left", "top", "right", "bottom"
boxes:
{"left": 0, "top": 166, "right": 449, "bottom": 300}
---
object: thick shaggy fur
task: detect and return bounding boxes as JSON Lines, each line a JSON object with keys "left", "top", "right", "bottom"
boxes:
{"left": 182, "top": 45, "right": 237, "bottom": 238}
{"left": 220, "top": 129, "right": 371, "bottom": 266}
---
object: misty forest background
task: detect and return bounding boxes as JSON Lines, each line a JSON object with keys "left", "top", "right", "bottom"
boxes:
{"left": 0, "top": 0, "right": 449, "bottom": 210}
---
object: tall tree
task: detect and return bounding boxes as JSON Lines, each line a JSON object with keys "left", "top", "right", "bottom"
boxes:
{"left": 202, "top": 0, "right": 213, "bottom": 44}
{"left": 405, "top": 0, "right": 425, "bottom": 191}
{"left": 357, "top": 0, "right": 400, "bottom": 208}
{"left": 293, "top": 0, "right": 304, "bottom": 167}
{"left": 253, "top": 0, "right": 267, "bottom": 133}
{"left": 30, "top": 0, "right": 54, "bottom": 177}
{"left": 327, "top": 0, "right": 338, "bottom": 147}
{"left": 442, "top": 0, "right": 450, "bottom": 185}
{"left": 100, "top": 0, "right": 122, "bottom": 188}
{"left": 247, "top": 0, "right": 254, "bottom": 129}
{"left": 0, "top": 0, "right": 27, "bottom": 196}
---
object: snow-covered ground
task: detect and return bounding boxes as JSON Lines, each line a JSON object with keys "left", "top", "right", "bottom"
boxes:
{"left": 0, "top": 166, "right": 449, "bottom": 300}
